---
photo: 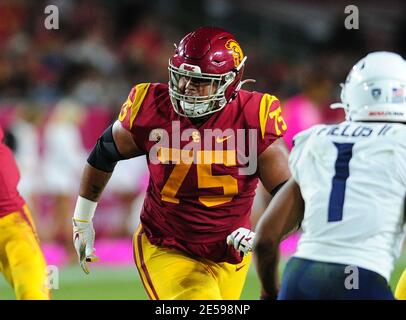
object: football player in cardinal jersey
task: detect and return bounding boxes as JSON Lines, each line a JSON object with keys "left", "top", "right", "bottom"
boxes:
{"left": 254, "top": 51, "right": 406, "bottom": 300}
{"left": 0, "top": 126, "right": 49, "bottom": 299}
{"left": 72, "top": 26, "right": 290, "bottom": 299}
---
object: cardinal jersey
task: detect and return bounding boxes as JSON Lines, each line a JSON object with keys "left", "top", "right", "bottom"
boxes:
{"left": 290, "top": 121, "right": 406, "bottom": 281}
{"left": 0, "top": 127, "right": 25, "bottom": 217}
{"left": 0, "top": 126, "right": 49, "bottom": 299}
{"left": 119, "top": 83, "right": 286, "bottom": 264}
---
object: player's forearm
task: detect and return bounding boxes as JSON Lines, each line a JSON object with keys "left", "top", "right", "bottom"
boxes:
{"left": 254, "top": 241, "right": 280, "bottom": 299}
{"left": 79, "top": 163, "right": 113, "bottom": 202}
{"left": 253, "top": 178, "right": 304, "bottom": 298}
{"left": 78, "top": 122, "right": 136, "bottom": 202}
{"left": 253, "top": 196, "right": 284, "bottom": 297}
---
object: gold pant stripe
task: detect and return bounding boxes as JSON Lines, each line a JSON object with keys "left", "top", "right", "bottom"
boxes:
{"left": 0, "top": 206, "right": 49, "bottom": 300}
{"left": 395, "top": 268, "right": 406, "bottom": 300}
{"left": 133, "top": 225, "right": 159, "bottom": 300}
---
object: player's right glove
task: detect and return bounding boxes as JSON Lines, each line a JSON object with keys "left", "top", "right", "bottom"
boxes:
{"left": 226, "top": 227, "right": 255, "bottom": 257}
{"left": 72, "top": 219, "right": 99, "bottom": 274}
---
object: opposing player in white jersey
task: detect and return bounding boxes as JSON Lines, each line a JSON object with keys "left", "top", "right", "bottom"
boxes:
{"left": 253, "top": 51, "right": 406, "bottom": 299}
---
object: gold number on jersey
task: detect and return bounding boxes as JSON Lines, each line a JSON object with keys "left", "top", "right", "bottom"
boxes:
{"left": 269, "top": 106, "right": 287, "bottom": 136}
{"left": 159, "top": 148, "right": 193, "bottom": 204}
{"left": 118, "top": 83, "right": 150, "bottom": 128}
{"left": 118, "top": 99, "right": 131, "bottom": 122}
{"left": 159, "top": 148, "right": 238, "bottom": 207}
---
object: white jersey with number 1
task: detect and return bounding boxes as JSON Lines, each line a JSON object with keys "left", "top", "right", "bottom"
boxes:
{"left": 290, "top": 121, "right": 406, "bottom": 281}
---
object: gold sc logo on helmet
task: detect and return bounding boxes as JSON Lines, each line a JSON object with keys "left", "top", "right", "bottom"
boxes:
{"left": 225, "top": 39, "right": 244, "bottom": 68}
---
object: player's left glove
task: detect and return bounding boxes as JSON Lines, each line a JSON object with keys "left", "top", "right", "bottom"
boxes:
{"left": 226, "top": 227, "right": 255, "bottom": 257}
{"left": 72, "top": 219, "right": 99, "bottom": 274}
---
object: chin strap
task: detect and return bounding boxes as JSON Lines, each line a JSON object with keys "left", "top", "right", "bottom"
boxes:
{"left": 236, "top": 78, "right": 256, "bottom": 92}
{"left": 234, "top": 56, "right": 255, "bottom": 92}
{"left": 228, "top": 78, "right": 256, "bottom": 104}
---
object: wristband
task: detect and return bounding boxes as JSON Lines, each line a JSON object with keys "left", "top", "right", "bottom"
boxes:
{"left": 73, "top": 196, "right": 98, "bottom": 222}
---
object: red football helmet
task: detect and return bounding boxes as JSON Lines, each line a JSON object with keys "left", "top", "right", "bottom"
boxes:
{"left": 168, "top": 26, "right": 247, "bottom": 118}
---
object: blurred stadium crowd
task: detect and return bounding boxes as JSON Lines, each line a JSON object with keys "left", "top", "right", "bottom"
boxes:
{"left": 1, "top": 0, "right": 405, "bottom": 262}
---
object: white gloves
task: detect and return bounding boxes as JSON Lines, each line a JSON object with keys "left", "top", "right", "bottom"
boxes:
{"left": 72, "top": 219, "right": 99, "bottom": 274}
{"left": 226, "top": 227, "right": 255, "bottom": 257}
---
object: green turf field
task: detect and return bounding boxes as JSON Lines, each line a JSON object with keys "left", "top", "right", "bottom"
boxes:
{"left": 1, "top": 253, "right": 405, "bottom": 300}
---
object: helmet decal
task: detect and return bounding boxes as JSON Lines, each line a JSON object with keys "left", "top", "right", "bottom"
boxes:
{"left": 392, "top": 87, "right": 404, "bottom": 103}
{"left": 371, "top": 88, "right": 381, "bottom": 100}
{"left": 225, "top": 39, "right": 244, "bottom": 68}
